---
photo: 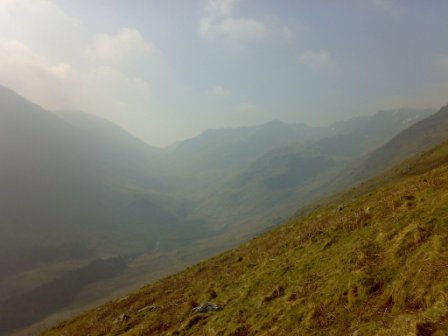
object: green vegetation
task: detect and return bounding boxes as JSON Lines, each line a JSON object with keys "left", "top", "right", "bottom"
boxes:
{"left": 44, "top": 138, "right": 448, "bottom": 335}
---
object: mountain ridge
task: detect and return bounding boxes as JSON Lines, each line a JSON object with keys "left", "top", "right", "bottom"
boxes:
{"left": 321, "top": 104, "right": 448, "bottom": 197}
{"left": 43, "top": 118, "right": 448, "bottom": 336}
{"left": 0, "top": 84, "right": 440, "bottom": 335}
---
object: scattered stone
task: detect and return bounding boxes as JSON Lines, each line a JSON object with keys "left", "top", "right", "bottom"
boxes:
{"left": 191, "top": 303, "right": 222, "bottom": 313}
{"left": 114, "top": 313, "right": 130, "bottom": 323}
{"left": 117, "top": 296, "right": 129, "bottom": 302}
{"left": 138, "top": 304, "right": 157, "bottom": 313}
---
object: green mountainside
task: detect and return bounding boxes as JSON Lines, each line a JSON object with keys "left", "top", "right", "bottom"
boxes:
{"left": 44, "top": 118, "right": 448, "bottom": 335}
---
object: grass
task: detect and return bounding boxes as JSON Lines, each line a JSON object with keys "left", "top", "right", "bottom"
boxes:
{"left": 43, "top": 139, "right": 448, "bottom": 336}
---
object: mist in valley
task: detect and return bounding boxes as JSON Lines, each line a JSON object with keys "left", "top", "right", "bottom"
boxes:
{"left": 0, "top": 1, "right": 447, "bottom": 335}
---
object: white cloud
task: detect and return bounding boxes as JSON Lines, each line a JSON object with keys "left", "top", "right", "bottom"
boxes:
{"left": 205, "top": 0, "right": 235, "bottom": 17}
{"left": 200, "top": 17, "right": 291, "bottom": 43}
{"left": 0, "top": 38, "right": 79, "bottom": 108}
{"left": 0, "top": 0, "right": 51, "bottom": 11}
{"left": 238, "top": 102, "right": 256, "bottom": 112}
{"left": 297, "top": 50, "right": 336, "bottom": 72}
{"left": 207, "top": 85, "right": 230, "bottom": 96}
{"left": 0, "top": 37, "right": 151, "bottom": 115}
{"left": 0, "top": 0, "right": 174, "bottom": 145}
{"left": 200, "top": 0, "right": 291, "bottom": 44}
{"left": 0, "top": 0, "right": 86, "bottom": 62}
{"left": 0, "top": 0, "right": 18, "bottom": 10}
{"left": 87, "top": 28, "right": 158, "bottom": 63}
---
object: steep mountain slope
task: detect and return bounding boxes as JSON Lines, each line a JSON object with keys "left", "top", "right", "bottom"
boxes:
{"left": 191, "top": 108, "right": 434, "bottom": 237}
{"left": 44, "top": 135, "right": 448, "bottom": 336}
{"left": 159, "top": 120, "right": 330, "bottom": 191}
{"left": 321, "top": 104, "right": 448, "bottom": 197}
{"left": 53, "top": 109, "right": 162, "bottom": 189}
{"left": 55, "top": 109, "right": 159, "bottom": 156}
{"left": 0, "top": 85, "right": 192, "bottom": 274}
{"left": 0, "top": 86, "right": 205, "bottom": 335}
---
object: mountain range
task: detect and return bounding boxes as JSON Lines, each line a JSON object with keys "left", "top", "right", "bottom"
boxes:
{"left": 44, "top": 102, "right": 448, "bottom": 335}
{"left": 0, "top": 84, "right": 439, "bottom": 335}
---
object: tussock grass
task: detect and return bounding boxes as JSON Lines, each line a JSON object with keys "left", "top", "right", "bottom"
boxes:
{"left": 44, "top": 140, "right": 448, "bottom": 336}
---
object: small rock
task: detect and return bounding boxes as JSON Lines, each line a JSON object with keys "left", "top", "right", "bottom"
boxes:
{"left": 114, "top": 313, "right": 130, "bottom": 323}
{"left": 191, "top": 303, "right": 222, "bottom": 313}
{"left": 138, "top": 304, "right": 157, "bottom": 313}
{"left": 117, "top": 296, "right": 129, "bottom": 302}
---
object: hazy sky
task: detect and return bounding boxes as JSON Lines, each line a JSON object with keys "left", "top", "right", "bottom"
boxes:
{"left": 0, "top": 0, "right": 447, "bottom": 146}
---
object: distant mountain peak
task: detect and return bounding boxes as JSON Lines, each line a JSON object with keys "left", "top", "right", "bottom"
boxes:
{"left": 265, "top": 119, "right": 286, "bottom": 126}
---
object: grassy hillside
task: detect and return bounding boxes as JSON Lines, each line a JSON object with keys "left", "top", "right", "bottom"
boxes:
{"left": 44, "top": 138, "right": 448, "bottom": 335}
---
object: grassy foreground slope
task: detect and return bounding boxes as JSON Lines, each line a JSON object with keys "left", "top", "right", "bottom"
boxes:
{"left": 44, "top": 139, "right": 448, "bottom": 335}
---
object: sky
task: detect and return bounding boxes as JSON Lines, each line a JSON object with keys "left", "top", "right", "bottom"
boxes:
{"left": 0, "top": 0, "right": 447, "bottom": 147}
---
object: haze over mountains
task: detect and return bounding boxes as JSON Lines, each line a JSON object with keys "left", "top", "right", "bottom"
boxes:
{"left": 45, "top": 117, "right": 448, "bottom": 336}
{"left": 326, "top": 105, "right": 448, "bottom": 194}
{"left": 196, "top": 108, "right": 435, "bottom": 227}
{"left": 0, "top": 84, "right": 439, "bottom": 335}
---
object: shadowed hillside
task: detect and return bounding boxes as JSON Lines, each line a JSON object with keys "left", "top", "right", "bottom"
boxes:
{"left": 0, "top": 86, "right": 207, "bottom": 335}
